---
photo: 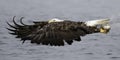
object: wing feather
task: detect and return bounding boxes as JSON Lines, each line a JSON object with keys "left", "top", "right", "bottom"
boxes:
{"left": 7, "top": 17, "right": 48, "bottom": 43}
{"left": 25, "top": 22, "right": 90, "bottom": 46}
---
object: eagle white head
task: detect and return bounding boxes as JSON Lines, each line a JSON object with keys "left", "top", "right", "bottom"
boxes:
{"left": 85, "top": 18, "right": 111, "bottom": 34}
{"left": 85, "top": 19, "right": 110, "bottom": 26}
{"left": 48, "top": 18, "right": 64, "bottom": 23}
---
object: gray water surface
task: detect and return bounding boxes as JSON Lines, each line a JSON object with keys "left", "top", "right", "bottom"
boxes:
{"left": 0, "top": 0, "right": 120, "bottom": 60}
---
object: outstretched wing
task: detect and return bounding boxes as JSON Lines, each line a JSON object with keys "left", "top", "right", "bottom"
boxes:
{"left": 7, "top": 16, "right": 48, "bottom": 43}
{"left": 7, "top": 17, "right": 99, "bottom": 46}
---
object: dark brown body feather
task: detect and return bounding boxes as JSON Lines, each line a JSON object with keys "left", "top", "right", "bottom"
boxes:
{"left": 7, "top": 17, "right": 100, "bottom": 46}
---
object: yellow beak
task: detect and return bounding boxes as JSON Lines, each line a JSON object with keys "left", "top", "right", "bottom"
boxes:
{"left": 100, "top": 28, "right": 110, "bottom": 34}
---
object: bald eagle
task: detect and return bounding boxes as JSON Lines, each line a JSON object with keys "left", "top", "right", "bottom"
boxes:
{"left": 7, "top": 16, "right": 111, "bottom": 46}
